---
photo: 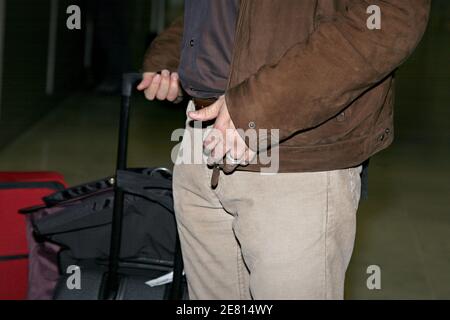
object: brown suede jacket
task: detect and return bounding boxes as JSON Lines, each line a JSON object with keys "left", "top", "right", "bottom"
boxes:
{"left": 143, "top": 0, "right": 431, "bottom": 173}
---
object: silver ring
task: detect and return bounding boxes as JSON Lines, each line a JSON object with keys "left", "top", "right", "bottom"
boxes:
{"left": 226, "top": 152, "right": 241, "bottom": 165}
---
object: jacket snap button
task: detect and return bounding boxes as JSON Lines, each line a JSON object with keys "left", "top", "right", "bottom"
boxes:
{"left": 385, "top": 128, "right": 391, "bottom": 134}
{"left": 249, "top": 122, "right": 256, "bottom": 129}
{"left": 379, "top": 134, "right": 385, "bottom": 142}
{"left": 189, "top": 39, "right": 195, "bottom": 47}
{"left": 337, "top": 112, "right": 346, "bottom": 122}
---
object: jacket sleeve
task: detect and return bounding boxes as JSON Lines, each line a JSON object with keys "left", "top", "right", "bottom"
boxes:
{"left": 142, "top": 15, "right": 184, "bottom": 73}
{"left": 225, "top": 0, "right": 431, "bottom": 147}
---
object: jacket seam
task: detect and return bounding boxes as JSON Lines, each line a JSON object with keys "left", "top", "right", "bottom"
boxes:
{"left": 279, "top": 133, "right": 373, "bottom": 150}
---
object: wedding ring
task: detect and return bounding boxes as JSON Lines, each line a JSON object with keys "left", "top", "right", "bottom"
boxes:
{"left": 226, "top": 152, "right": 242, "bottom": 165}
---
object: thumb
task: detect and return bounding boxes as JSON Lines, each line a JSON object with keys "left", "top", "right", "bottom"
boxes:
{"left": 137, "top": 72, "right": 155, "bottom": 91}
{"left": 188, "top": 102, "right": 221, "bottom": 122}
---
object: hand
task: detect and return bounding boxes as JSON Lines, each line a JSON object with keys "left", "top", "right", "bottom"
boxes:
{"left": 188, "top": 95, "right": 256, "bottom": 166}
{"left": 137, "top": 70, "right": 183, "bottom": 103}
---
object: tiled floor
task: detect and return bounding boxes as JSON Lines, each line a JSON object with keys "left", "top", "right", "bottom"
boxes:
{"left": 345, "top": 146, "right": 450, "bottom": 299}
{"left": 0, "top": 3, "right": 449, "bottom": 300}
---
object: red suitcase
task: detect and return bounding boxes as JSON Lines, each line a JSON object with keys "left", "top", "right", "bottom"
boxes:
{"left": 0, "top": 172, "right": 66, "bottom": 300}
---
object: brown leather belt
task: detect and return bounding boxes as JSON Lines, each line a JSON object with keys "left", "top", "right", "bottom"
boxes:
{"left": 192, "top": 97, "right": 218, "bottom": 111}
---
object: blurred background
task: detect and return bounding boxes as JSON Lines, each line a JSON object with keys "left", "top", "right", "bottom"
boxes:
{"left": 0, "top": 0, "right": 448, "bottom": 299}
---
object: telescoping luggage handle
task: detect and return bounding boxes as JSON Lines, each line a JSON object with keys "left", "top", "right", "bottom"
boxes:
{"left": 102, "top": 73, "right": 184, "bottom": 300}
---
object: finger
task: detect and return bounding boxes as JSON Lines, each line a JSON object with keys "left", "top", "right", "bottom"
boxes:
{"left": 137, "top": 72, "right": 155, "bottom": 91}
{"left": 242, "top": 148, "right": 257, "bottom": 166}
{"left": 225, "top": 130, "right": 247, "bottom": 165}
{"left": 146, "top": 73, "right": 162, "bottom": 100}
{"left": 228, "top": 134, "right": 247, "bottom": 163}
{"left": 203, "top": 128, "right": 222, "bottom": 155}
{"left": 208, "top": 142, "right": 227, "bottom": 166}
{"left": 207, "top": 127, "right": 227, "bottom": 165}
{"left": 209, "top": 130, "right": 231, "bottom": 166}
{"left": 188, "top": 101, "right": 222, "bottom": 122}
{"left": 167, "top": 73, "right": 180, "bottom": 102}
{"left": 156, "top": 70, "right": 171, "bottom": 100}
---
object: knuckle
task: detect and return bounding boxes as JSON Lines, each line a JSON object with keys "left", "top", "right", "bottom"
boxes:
{"left": 144, "top": 90, "right": 153, "bottom": 100}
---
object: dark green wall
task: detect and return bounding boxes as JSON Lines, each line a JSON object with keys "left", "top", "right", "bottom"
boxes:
{"left": 0, "top": 0, "right": 185, "bottom": 150}
{"left": 395, "top": 0, "right": 450, "bottom": 150}
{"left": 0, "top": 0, "right": 84, "bottom": 149}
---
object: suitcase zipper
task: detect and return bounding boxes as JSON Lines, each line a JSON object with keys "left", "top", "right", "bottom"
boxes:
{"left": 0, "top": 254, "right": 28, "bottom": 262}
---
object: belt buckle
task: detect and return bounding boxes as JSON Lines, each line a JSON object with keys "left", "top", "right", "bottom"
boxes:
{"left": 193, "top": 97, "right": 217, "bottom": 111}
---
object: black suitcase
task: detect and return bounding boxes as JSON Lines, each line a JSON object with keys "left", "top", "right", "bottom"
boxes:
{"left": 35, "top": 73, "right": 186, "bottom": 300}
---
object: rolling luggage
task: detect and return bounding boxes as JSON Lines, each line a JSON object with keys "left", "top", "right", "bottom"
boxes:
{"left": 0, "top": 172, "right": 66, "bottom": 300}
{"left": 31, "top": 73, "right": 186, "bottom": 300}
